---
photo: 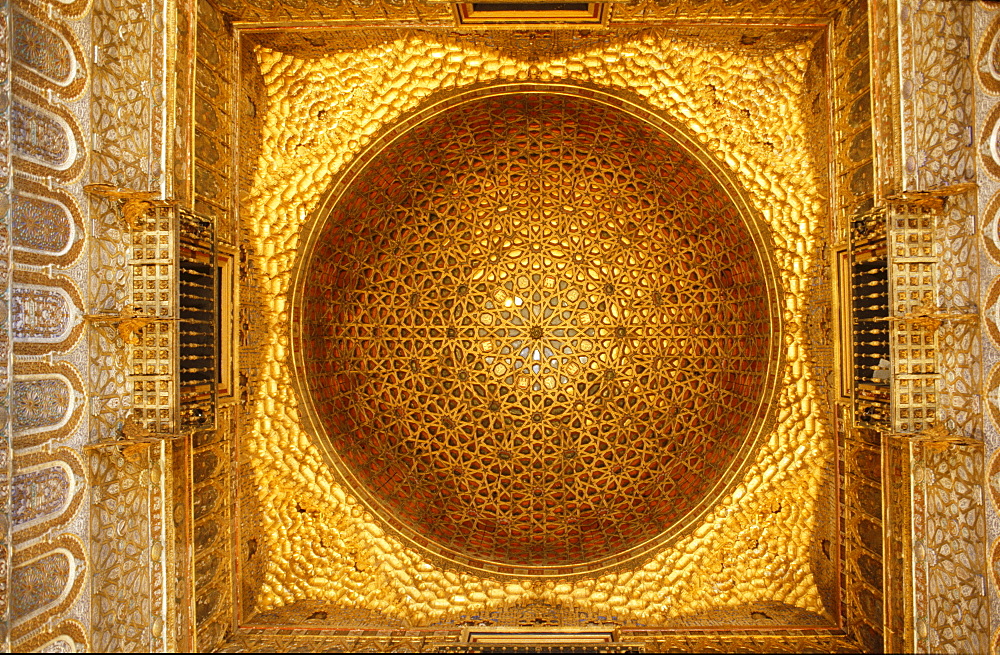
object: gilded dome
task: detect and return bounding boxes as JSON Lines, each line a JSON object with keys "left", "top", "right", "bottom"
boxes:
{"left": 294, "top": 89, "right": 781, "bottom": 576}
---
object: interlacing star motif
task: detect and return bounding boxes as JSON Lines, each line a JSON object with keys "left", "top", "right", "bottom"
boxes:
{"left": 298, "top": 93, "right": 778, "bottom": 569}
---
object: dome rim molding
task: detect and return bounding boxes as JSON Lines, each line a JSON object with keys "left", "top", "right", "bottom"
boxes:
{"left": 288, "top": 80, "right": 786, "bottom": 579}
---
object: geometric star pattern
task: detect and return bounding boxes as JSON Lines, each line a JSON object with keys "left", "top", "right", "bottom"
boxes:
{"left": 297, "top": 93, "right": 777, "bottom": 572}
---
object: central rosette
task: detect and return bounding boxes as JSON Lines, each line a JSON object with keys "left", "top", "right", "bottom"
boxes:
{"left": 295, "top": 91, "right": 779, "bottom": 575}
{"left": 479, "top": 274, "right": 595, "bottom": 390}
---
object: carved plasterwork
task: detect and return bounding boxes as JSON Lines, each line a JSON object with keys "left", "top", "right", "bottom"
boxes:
{"left": 194, "top": 0, "right": 235, "bottom": 246}
{"left": 211, "top": 0, "right": 848, "bottom": 27}
{"left": 869, "top": 2, "right": 987, "bottom": 650}
{"left": 12, "top": 0, "right": 85, "bottom": 99}
{"left": 11, "top": 283, "right": 81, "bottom": 347}
{"left": 192, "top": 403, "right": 235, "bottom": 652}
{"left": 30, "top": 0, "right": 88, "bottom": 19}
{"left": 934, "top": 193, "right": 981, "bottom": 438}
{"left": 12, "top": 179, "right": 83, "bottom": 266}
{"left": 82, "top": 0, "right": 174, "bottom": 649}
{"left": 15, "top": 619, "right": 89, "bottom": 653}
{"left": 832, "top": 0, "right": 873, "bottom": 245}
{"left": 239, "top": 28, "right": 834, "bottom": 626}
{"left": 609, "top": 0, "right": 847, "bottom": 23}
{"left": 86, "top": 192, "right": 132, "bottom": 444}
{"left": 0, "top": 0, "right": 12, "bottom": 647}
{"left": 11, "top": 447, "right": 84, "bottom": 542}
{"left": 911, "top": 440, "right": 988, "bottom": 654}
{"left": 10, "top": 90, "right": 84, "bottom": 181}
{"left": 3, "top": 0, "right": 978, "bottom": 646}
{"left": 11, "top": 270, "right": 84, "bottom": 359}
{"left": 896, "top": 0, "right": 974, "bottom": 191}
{"left": 9, "top": 533, "right": 86, "bottom": 641}
{"left": 973, "top": 5, "right": 1000, "bottom": 650}
{"left": 218, "top": 629, "right": 864, "bottom": 653}
{"left": 898, "top": 1, "right": 981, "bottom": 443}
{"left": 90, "top": 0, "right": 164, "bottom": 189}
{"left": 87, "top": 440, "right": 169, "bottom": 652}
{"left": 7, "top": 0, "right": 130, "bottom": 647}
{"left": 11, "top": 361, "right": 83, "bottom": 448}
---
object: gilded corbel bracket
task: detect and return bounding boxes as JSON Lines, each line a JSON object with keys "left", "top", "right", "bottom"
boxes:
{"left": 84, "top": 413, "right": 181, "bottom": 461}
{"left": 888, "top": 298, "right": 979, "bottom": 332}
{"left": 84, "top": 306, "right": 160, "bottom": 344}
{"left": 84, "top": 183, "right": 176, "bottom": 231}
{"left": 884, "top": 182, "right": 978, "bottom": 213}
{"left": 893, "top": 423, "right": 979, "bottom": 452}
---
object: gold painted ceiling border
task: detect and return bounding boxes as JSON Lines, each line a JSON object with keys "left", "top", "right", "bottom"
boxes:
{"left": 232, "top": 17, "right": 834, "bottom": 31}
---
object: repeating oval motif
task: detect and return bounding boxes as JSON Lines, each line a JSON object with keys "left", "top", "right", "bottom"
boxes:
{"left": 978, "top": 14, "right": 1000, "bottom": 95}
{"left": 12, "top": 363, "right": 84, "bottom": 449}
{"left": 12, "top": 6, "right": 84, "bottom": 97}
{"left": 11, "top": 92, "right": 84, "bottom": 180}
{"left": 12, "top": 376, "right": 76, "bottom": 439}
{"left": 13, "top": 194, "right": 73, "bottom": 256}
{"left": 11, "top": 619, "right": 88, "bottom": 653}
{"left": 10, "top": 551, "right": 71, "bottom": 621}
{"left": 12, "top": 102, "right": 75, "bottom": 170}
{"left": 11, "top": 285, "right": 78, "bottom": 342}
{"left": 12, "top": 181, "right": 83, "bottom": 265}
{"left": 986, "top": 363, "right": 1000, "bottom": 436}
{"left": 35, "top": 635, "right": 76, "bottom": 652}
{"left": 984, "top": 127, "right": 1000, "bottom": 633}
{"left": 10, "top": 534, "right": 87, "bottom": 647}
{"left": 985, "top": 275, "right": 1000, "bottom": 349}
{"left": 12, "top": 464, "right": 73, "bottom": 526}
{"left": 979, "top": 103, "right": 1000, "bottom": 181}
{"left": 10, "top": 535, "right": 86, "bottom": 640}
{"left": 11, "top": 272, "right": 84, "bottom": 355}
{"left": 988, "top": 447, "right": 1000, "bottom": 520}
{"left": 11, "top": 448, "right": 85, "bottom": 542}
{"left": 33, "top": 0, "right": 91, "bottom": 19}
{"left": 981, "top": 187, "right": 1000, "bottom": 267}
{"left": 193, "top": 482, "right": 220, "bottom": 521}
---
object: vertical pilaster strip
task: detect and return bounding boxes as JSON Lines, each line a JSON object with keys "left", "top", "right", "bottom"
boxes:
{"left": 0, "top": 0, "right": 11, "bottom": 650}
{"left": 907, "top": 2, "right": 980, "bottom": 441}
{"left": 869, "top": 0, "right": 901, "bottom": 200}
{"left": 873, "top": 0, "right": 982, "bottom": 435}
{"left": 835, "top": 0, "right": 882, "bottom": 647}
{"left": 911, "top": 439, "right": 987, "bottom": 654}
{"left": 88, "top": 442, "right": 156, "bottom": 651}
{"left": 871, "top": 1, "right": 986, "bottom": 650}
{"left": 892, "top": 0, "right": 976, "bottom": 190}
{"left": 191, "top": 3, "right": 233, "bottom": 650}
{"left": 883, "top": 436, "right": 912, "bottom": 652}
{"left": 170, "top": 0, "right": 197, "bottom": 649}
{"left": 896, "top": 0, "right": 917, "bottom": 193}
{"left": 843, "top": 426, "right": 884, "bottom": 651}
{"left": 89, "top": 0, "right": 171, "bottom": 648}
{"left": 969, "top": 4, "right": 1000, "bottom": 652}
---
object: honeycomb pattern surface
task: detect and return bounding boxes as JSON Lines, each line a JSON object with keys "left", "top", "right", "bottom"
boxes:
{"left": 245, "top": 32, "right": 831, "bottom": 626}
{"left": 296, "top": 92, "right": 779, "bottom": 574}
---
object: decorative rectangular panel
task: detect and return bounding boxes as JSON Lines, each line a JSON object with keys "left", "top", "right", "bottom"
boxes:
{"left": 129, "top": 207, "right": 179, "bottom": 434}
{"left": 127, "top": 207, "right": 217, "bottom": 434}
{"left": 910, "top": 439, "right": 987, "bottom": 654}
{"left": 88, "top": 440, "right": 170, "bottom": 652}
{"left": 887, "top": 207, "right": 938, "bottom": 434}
